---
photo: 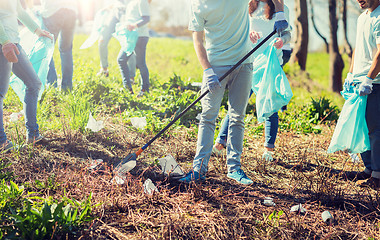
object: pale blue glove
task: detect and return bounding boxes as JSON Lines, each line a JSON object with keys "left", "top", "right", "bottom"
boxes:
{"left": 358, "top": 76, "right": 373, "bottom": 96}
{"left": 273, "top": 11, "right": 288, "bottom": 33}
{"left": 343, "top": 73, "right": 353, "bottom": 91}
{"left": 203, "top": 68, "right": 221, "bottom": 93}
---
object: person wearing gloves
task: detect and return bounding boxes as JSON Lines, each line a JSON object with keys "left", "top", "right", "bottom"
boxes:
{"left": 117, "top": 0, "right": 151, "bottom": 97}
{"left": 179, "top": 0, "right": 287, "bottom": 185}
{"left": 213, "top": 0, "right": 291, "bottom": 162}
{"left": 97, "top": 0, "right": 137, "bottom": 80}
{"left": 40, "top": 0, "right": 78, "bottom": 91}
{"left": 343, "top": 0, "right": 380, "bottom": 189}
{"left": 0, "top": 0, "right": 53, "bottom": 150}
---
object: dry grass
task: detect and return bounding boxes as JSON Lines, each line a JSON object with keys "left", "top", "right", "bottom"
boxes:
{"left": 2, "top": 119, "right": 380, "bottom": 239}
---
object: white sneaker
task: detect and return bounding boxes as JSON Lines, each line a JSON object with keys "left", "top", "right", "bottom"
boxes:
{"left": 262, "top": 150, "right": 274, "bottom": 162}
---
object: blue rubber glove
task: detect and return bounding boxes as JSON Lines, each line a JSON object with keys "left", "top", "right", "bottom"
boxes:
{"left": 203, "top": 68, "right": 221, "bottom": 93}
{"left": 343, "top": 72, "right": 353, "bottom": 91}
{"left": 273, "top": 11, "right": 288, "bottom": 33}
{"left": 358, "top": 76, "right": 373, "bottom": 96}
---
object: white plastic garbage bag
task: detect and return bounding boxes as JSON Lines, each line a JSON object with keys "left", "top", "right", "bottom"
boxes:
{"left": 290, "top": 204, "right": 307, "bottom": 214}
{"left": 143, "top": 178, "right": 158, "bottom": 195}
{"left": 85, "top": 112, "right": 104, "bottom": 132}
{"left": 158, "top": 154, "right": 184, "bottom": 177}
{"left": 9, "top": 110, "right": 24, "bottom": 122}
{"left": 130, "top": 117, "right": 147, "bottom": 130}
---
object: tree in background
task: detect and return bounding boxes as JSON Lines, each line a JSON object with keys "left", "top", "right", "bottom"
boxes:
{"left": 309, "top": 0, "right": 329, "bottom": 53}
{"left": 290, "top": 0, "right": 309, "bottom": 71}
{"left": 329, "top": 0, "right": 344, "bottom": 93}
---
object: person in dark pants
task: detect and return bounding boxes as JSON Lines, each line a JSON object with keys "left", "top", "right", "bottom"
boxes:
{"left": 343, "top": 0, "right": 380, "bottom": 189}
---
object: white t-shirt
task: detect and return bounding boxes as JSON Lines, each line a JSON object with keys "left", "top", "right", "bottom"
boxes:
{"left": 353, "top": 6, "right": 380, "bottom": 84}
{"left": 121, "top": 0, "right": 150, "bottom": 37}
{"left": 189, "top": 0, "right": 252, "bottom": 66}
{"left": 249, "top": 2, "right": 291, "bottom": 65}
{"left": 39, "top": 0, "right": 78, "bottom": 18}
{"left": 0, "top": 0, "right": 39, "bottom": 44}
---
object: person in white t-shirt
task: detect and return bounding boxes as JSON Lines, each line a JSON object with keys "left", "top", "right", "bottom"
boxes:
{"left": 40, "top": 0, "right": 78, "bottom": 91}
{"left": 0, "top": 0, "right": 53, "bottom": 150}
{"left": 343, "top": 0, "right": 380, "bottom": 189}
{"left": 117, "top": 0, "right": 151, "bottom": 97}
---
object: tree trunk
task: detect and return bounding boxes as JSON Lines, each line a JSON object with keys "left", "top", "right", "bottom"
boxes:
{"left": 290, "top": 0, "right": 309, "bottom": 70}
{"left": 341, "top": 0, "right": 353, "bottom": 60}
{"left": 329, "top": 0, "right": 344, "bottom": 93}
{"left": 309, "top": 0, "right": 329, "bottom": 53}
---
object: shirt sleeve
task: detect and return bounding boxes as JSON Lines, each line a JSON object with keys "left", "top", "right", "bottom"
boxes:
{"left": 188, "top": 2, "right": 204, "bottom": 32}
{"left": 16, "top": 0, "right": 40, "bottom": 34}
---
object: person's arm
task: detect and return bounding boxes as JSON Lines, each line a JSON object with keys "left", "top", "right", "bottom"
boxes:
{"left": 273, "top": 0, "right": 287, "bottom": 32}
{"left": 16, "top": 1, "right": 53, "bottom": 39}
{"left": 367, "top": 45, "right": 380, "bottom": 79}
{"left": 127, "top": 16, "right": 150, "bottom": 31}
{"left": 0, "top": 21, "right": 10, "bottom": 45}
{"left": 193, "top": 31, "right": 211, "bottom": 70}
{"left": 193, "top": 31, "right": 221, "bottom": 93}
{"left": 349, "top": 50, "right": 355, "bottom": 73}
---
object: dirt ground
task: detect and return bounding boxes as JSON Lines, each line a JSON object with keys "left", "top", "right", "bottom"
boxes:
{"left": 3, "top": 121, "right": 380, "bottom": 239}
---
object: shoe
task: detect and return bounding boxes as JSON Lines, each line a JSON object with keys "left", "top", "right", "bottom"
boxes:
{"left": 262, "top": 150, "right": 274, "bottom": 162}
{"left": 97, "top": 69, "right": 109, "bottom": 77}
{"left": 344, "top": 170, "right": 371, "bottom": 181}
{"left": 359, "top": 177, "right": 380, "bottom": 189}
{"left": 212, "top": 143, "right": 225, "bottom": 157}
{"left": 0, "top": 140, "right": 14, "bottom": 152}
{"left": 178, "top": 170, "right": 205, "bottom": 183}
{"left": 137, "top": 89, "right": 146, "bottom": 98}
{"left": 227, "top": 169, "right": 253, "bottom": 185}
{"left": 27, "top": 135, "right": 50, "bottom": 144}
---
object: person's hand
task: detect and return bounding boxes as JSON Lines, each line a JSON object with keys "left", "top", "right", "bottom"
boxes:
{"left": 203, "top": 68, "right": 221, "bottom": 93}
{"left": 127, "top": 24, "right": 138, "bottom": 31}
{"left": 249, "top": 31, "right": 261, "bottom": 44}
{"left": 1, "top": 42, "right": 20, "bottom": 63}
{"left": 273, "top": 37, "right": 283, "bottom": 49}
{"left": 343, "top": 72, "right": 353, "bottom": 91}
{"left": 358, "top": 76, "right": 373, "bottom": 96}
{"left": 35, "top": 28, "right": 53, "bottom": 40}
{"left": 273, "top": 11, "right": 288, "bottom": 33}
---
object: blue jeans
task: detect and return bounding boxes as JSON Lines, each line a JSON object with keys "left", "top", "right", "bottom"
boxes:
{"left": 43, "top": 8, "right": 76, "bottom": 91}
{"left": 0, "top": 44, "right": 41, "bottom": 143}
{"left": 117, "top": 37, "right": 149, "bottom": 91}
{"left": 216, "top": 89, "right": 279, "bottom": 149}
{"left": 193, "top": 64, "right": 252, "bottom": 175}
{"left": 360, "top": 84, "right": 380, "bottom": 178}
{"left": 99, "top": 15, "right": 136, "bottom": 78}
{"left": 216, "top": 52, "right": 290, "bottom": 149}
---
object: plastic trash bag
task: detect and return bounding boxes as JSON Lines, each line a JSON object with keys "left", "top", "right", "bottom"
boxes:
{"left": 85, "top": 112, "right": 104, "bottom": 132}
{"left": 113, "top": 23, "right": 138, "bottom": 56}
{"left": 327, "top": 88, "right": 370, "bottom": 154}
{"left": 251, "top": 42, "right": 293, "bottom": 123}
{"left": 80, "top": 8, "right": 111, "bottom": 49}
{"left": 143, "top": 179, "right": 159, "bottom": 195}
{"left": 158, "top": 154, "right": 184, "bottom": 178}
{"left": 10, "top": 35, "right": 54, "bottom": 102}
{"left": 130, "top": 117, "right": 147, "bottom": 130}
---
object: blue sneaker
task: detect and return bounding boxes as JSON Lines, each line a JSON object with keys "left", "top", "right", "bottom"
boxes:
{"left": 227, "top": 169, "right": 253, "bottom": 185}
{"left": 178, "top": 171, "right": 205, "bottom": 183}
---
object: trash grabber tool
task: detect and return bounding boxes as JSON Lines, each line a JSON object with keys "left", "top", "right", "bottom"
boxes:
{"left": 115, "top": 30, "right": 277, "bottom": 174}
